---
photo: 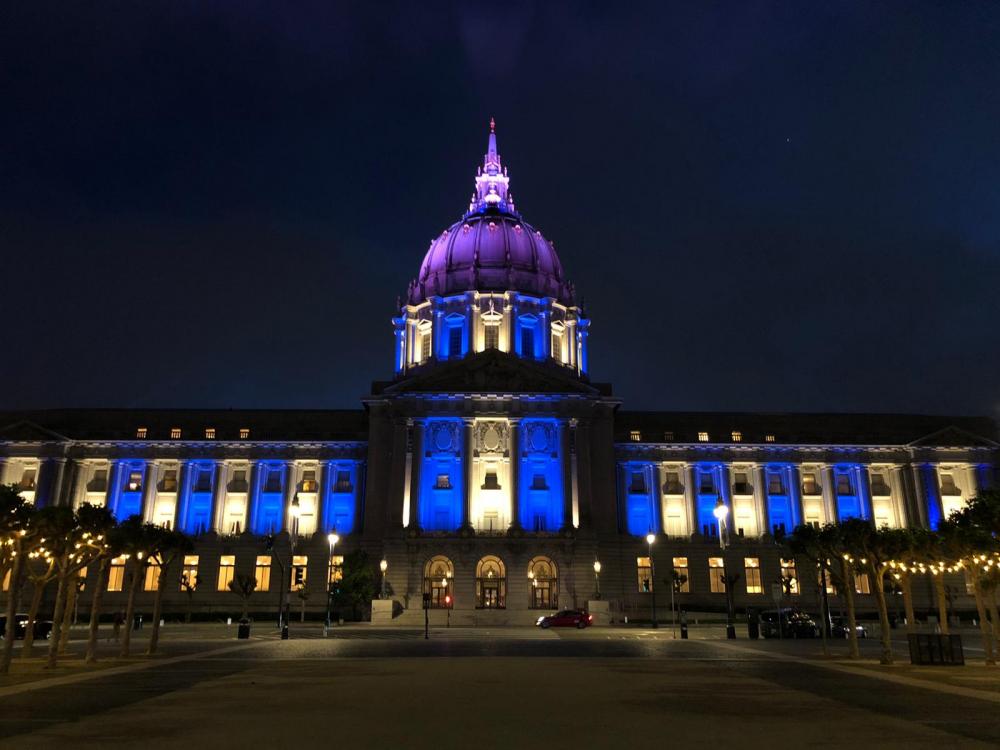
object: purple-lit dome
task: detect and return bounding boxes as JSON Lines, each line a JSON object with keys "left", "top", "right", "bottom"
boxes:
{"left": 406, "top": 121, "right": 575, "bottom": 306}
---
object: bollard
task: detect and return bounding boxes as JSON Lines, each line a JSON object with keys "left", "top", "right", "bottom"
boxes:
{"left": 680, "top": 610, "right": 689, "bottom": 640}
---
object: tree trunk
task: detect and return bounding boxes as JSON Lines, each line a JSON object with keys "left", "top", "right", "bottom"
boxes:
{"left": 119, "top": 562, "right": 143, "bottom": 658}
{"left": 146, "top": 561, "right": 170, "bottom": 656}
{"left": 972, "top": 579, "right": 996, "bottom": 666}
{"left": 872, "top": 566, "right": 893, "bottom": 665}
{"left": 58, "top": 577, "right": 78, "bottom": 654}
{"left": 840, "top": 558, "right": 860, "bottom": 659}
{"left": 818, "top": 565, "right": 830, "bottom": 658}
{"left": 242, "top": 597, "right": 249, "bottom": 619}
{"left": 901, "top": 572, "right": 916, "bottom": 635}
{"left": 300, "top": 597, "right": 306, "bottom": 622}
{"left": 933, "top": 573, "right": 950, "bottom": 635}
{"left": 85, "top": 557, "right": 110, "bottom": 663}
{"left": 0, "top": 552, "right": 26, "bottom": 674}
{"left": 21, "top": 579, "right": 47, "bottom": 658}
{"left": 987, "top": 591, "right": 1000, "bottom": 655}
{"left": 45, "top": 570, "right": 69, "bottom": 669}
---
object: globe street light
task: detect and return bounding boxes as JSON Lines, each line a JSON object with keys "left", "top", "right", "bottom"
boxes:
{"left": 325, "top": 532, "right": 339, "bottom": 633}
{"left": 646, "top": 533, "right": 658, "bottom": 629}
{"left": 593, "top": 559, "right": 602, "bottom": 600}
{"left": 713, "top": 500, "right": 736, "bottom": 639}
{"left": 379, "top": 558, "right": 388, "bottom": 599}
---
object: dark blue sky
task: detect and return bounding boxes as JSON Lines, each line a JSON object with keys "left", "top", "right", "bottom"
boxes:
{"left": 3, "top": 2, "right": 999, "bottom": 416}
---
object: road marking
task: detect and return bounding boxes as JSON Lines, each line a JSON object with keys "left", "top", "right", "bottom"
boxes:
{"left": 0, "top": 641, "right": 263, "bottom": 698}
{"left": 710, "top": 641, "right": 1000, "bottom": 704}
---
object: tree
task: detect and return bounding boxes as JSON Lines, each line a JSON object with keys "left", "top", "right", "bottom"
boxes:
{"left": 180, "top": 571, "right": 199, "bottom": 623}
{"left": 331, "top": 549, "right": 377, "bottom": 621}
{"left": 146, "top": 527, "right": 193, "bottom": 656}
{"left": 297, "top": 588, "right": 310, "bottom": 622}
{"left": 113, "top": 516, "right": 157, "bottom": 659}
{"left": 938, "top": 517, "right": 997, "bottom": 665}
{"left": 0, "top": 485, "right": 35, "bottom": 675}
{"left": 84, "top": 523, "right": 121, "bottom": 664}
{"left": 787, "top": 523, "right": 836, "bottom": 658}
{"left": 228, "top": 573, "right": 257, "bottom": 619}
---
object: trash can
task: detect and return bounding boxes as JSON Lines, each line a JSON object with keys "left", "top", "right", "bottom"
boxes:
{"left": 908, "top": 633, "right": 964, "bottom": 665}
{"left": 237, "top": 618, "right": 251, "bottom": 640}
{"left": 133, "top": 614, "right": 143, "bottom": 631}
{"left": 746, "top": 608, "right": 760, "bottom": 640}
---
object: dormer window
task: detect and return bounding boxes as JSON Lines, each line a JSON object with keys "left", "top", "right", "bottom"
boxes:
{"left": 765, "top": 434, "right": 776, "bottom": 443}
{"left": 698, "top": 432, "right": 709, "bottom": 442}
{"left": 239, "top": 428, "right": 250, "bottom": 439}
{"left": 663, "top": 431, "right": 674, "bottom": 441}
{"left": 629, "top": 431, "right": 641, "bottom": 442}
{"left": 731, "top": 431, "right": 742, "bottom": 443}
{"left": 170, "top": 428, "right": 181, "bottom": 440}
{"left": 205, "top": 428, "right": 216, "bottom": 440}
{"left": 136, "top": 427, "right": 148, "bottom": 439}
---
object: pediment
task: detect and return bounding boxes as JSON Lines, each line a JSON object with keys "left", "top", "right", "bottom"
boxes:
{"left": 908, "top": 425, "right": 998, "bottom": 449}
{"left": 377, "top": 350, "right": 604, "bottom": 397}
{"left": 0, "top": 420, "right": 68, "bottom": 443}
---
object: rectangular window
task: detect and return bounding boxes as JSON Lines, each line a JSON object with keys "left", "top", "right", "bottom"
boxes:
{"left": 136, "top": 427, "right": 148, "bottom": 439}
{"left": 448, "top": 325, "right": 463, "bottom": 358}
{"left": 194, "top": 469, "right": 212, "bottom": 493}
{"left": 482, "top": 471, "right": 500, "bottom": 490}
{"left": 291, "top": 555, "right": 308, "bottom": 590}
{"left": 76, "top": 567, "right": 87, "bottom": 592}
{"left": 733, "top": 472, "right": 751, "bottom": 495}
{"left": 520, "top": 326, "right": 534, "bottom": 358}
{"left": 170, "top": 428, "right": 181, "bottom": 439}
{"left": 629, "top": 471, "right": 647, "bottom": 494}
{"left": 698, "top": 473, "right": 715, "bottom": 494}
{"left": 939, "top": 474, "right": 961, "bottom": 495}
{"left": 19, "top": 468, "right": 37, "bottom": 491}
{"left": 870, "top": 472, "right": 891, "bottom": 496}
{"left": 162, "top": 469, "right": 178, "bottom": 492}
{"left": 855, "top": 572, "right": 871, "bottom": 595}
{"left": 801, "top": 473, "right": 819, "bottom": 495}
{"left": 217, "top": 555, "right": 236, "bottom": 592}
{"left": 255, "top": 555, "right": 272, "bottom": 592}
{"left": 531, "top": 474, "right": 547, "bottom": 490}
{"left": 672, "top": 557, "right": 690, "bottom": 593}
{"left": 663, "top": 431, "right": 675, "bottom": 441}
{"left": 629, "top": 430, "right": 641, "bottom": 442}
{"left": 484, "top": 323, "right": 500, "bottom": 350}
{"left": 126, "top": 471, "right": 142, "bottom": 492}
{"left": 301, "top": 470, "right": 318, "bottom": 492}
{"left": 435, "top": 474, "right": 452, "bottom": 489}
{"left": 767, "top": 473, "right": 785, "bottom": 495}
{"left": 107, "top": 556, "right": 127, "bottom": 592}
{"left": 334, "top": 470, "right": 353, "bottom": 492}
{"left": 329, "top": 555, "right": 344, "bottom": 585}
{"left": 637, "top": 556, "right": 652, "bottom": 592}
{"left": 698, "top": 431, "right": 709, "bottom": 442}
{"left": 421, "top": 331, "right": 432, "bottom": 361}
{"left": 709, "top": 557, "right": 726, "bottom": 593}
{"left": 181, "top": 555, "right": 199, "bottom": 591}
{"left": 731, "top": 431, "right": 742, "bottom": 442}
{"left": 144, "top": 562, "right": 161, "bottom": 592}
{"left": 744, "top": 557, "right": 762, "bottom": 594}
{"left": 239, "top": 428, "right": 250, "bottom": 439}
{"left": 231, "top": 469, "right": 249, "bottom": 492}
{"left": 765, "top": 434, "right": 776, "bottom": 443}
{"left": 550, "top": 329, "right": 563, "bottom": 360}
{"left": 90, "top": 469, "right": 108, "bottom": 492}
{"left": 205, "top": 428, "right": 216, "bottom": 440}
{"left": 264, "top": 470, "right": 282, "bottom": 493}
{"left": 836, "top": 474, "right": 852, "bottom": 495}
{"left": 663, "top": 472, "right": 683, "bottom": 494}
{"left": 817, "top": 568, "right": 837, "bottom": 595}
{"left": 780, "top": 558, "right": 798, "bottom": 595}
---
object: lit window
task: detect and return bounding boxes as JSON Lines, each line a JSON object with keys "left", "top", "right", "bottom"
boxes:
{"left": 420, "top": 330, "right": 432, "bottom": 362}
{"left": 162, "top": 469, "right": 178, "bottom": 492}
{"left": 217, "top": 555, "right": 236, "bottom": 592}
{"left": 630, "top": 430, "right": 641, "bottom": 442}
{"left": 836, "top": 473, "right": 852, "bottom": 495}
{"left": 672, "top": 557, "right": 690, "bottom": 593}
{"left": 744, "top": 557, "right": 762, "bottom": 594}
{"left": 817, "top": 568, "right": 837, "bottom": 595}
{"left": 855, "top": 572, "right": 871, "bottom": 595}
{"left": 18, "top": 469, "right": 37, "bottom": 491}
{"left": 76, "top": 567, "right": 87, "bottom": 592}
{"left": 239, "top": 428, "right": 250, "bottom": 440}
{"left": 136, "top": 427, "right": 148, "bottom": 439}
{"left": 435, "top": 474, "right": 452, "bottom": 489}
{"left": 334, "top": 471, "right": 353, "bottom": 492}
{"left": 170, "top": 428, "right": 181, "bottom": 439}
{"left": 709, "top": 557, "right": 726, "bottom": 593}
{"left": 329, "top": 555, "right": 344, "bottom": 585}
{"left": 801, "top": 473, "right": 820, "bottom": 495}
{"left": 107, "top": 556, "right": 127, "bottom": 592}
{"left": 205, "top": 427, "right": 216, "bottom": 440}
{"left": 663, "top": 472, "right": 683, "bottom": 495}
{"left": 765, "top": 434, "right": 776, "bottom": 443}
{"left": 767, "top": 473, "right": 785, "bottom": 495}
{"left": 637, "top": 556, "right": 652, "bottom": 592}
{"left": 698, "top": 432, "right": 709, "bottom": 442}
{"left": 181, "top": 556, "right": 199, "bottom": 591}
{"left": 255, "top": 555, "right": 272, "bottom": 592}
{"left": 291, "top": 555, "right": 308, "bottom": 590}
{"left": 484, "top": 323, "right": 500, "bottom": 350}
{"left": 731, "top": 431, "right": 742, "bottom": 443}
{"left": 144, "top": 561, "right": 161, "bottom": 592}
{"left": 780, "top": 558, "right": 798, "bottom": 595}
{"left": 733, "top": 472, "right": 752, "bottom": 495}
{"left": 301, "top": 470, "right": 318, "bottom": 493}
{"left": 2, "top": 569, "right": 10, "bottom": 592}
{"left": 126, "top": 471, "right": 143, "bottom": 492}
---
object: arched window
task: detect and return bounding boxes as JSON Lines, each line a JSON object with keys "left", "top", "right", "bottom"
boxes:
{"left": 527, "top": 556, "right": 558, "bottom": 609}
{"left": 475, "top": 555, "right": 506, "bottom": 609}
{"left": 423, "top": 555, "right": 454, "bottom": 609}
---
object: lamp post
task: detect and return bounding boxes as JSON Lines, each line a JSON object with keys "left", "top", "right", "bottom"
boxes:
{"left": 593, "top": 559, "right": 602, "bottom": 600}
{"left": 325, "top": 532, "right": 339, "bottom": 634}
{"left": 441, "top": 576, "right": 450, "bottom": 627}
{"left": 379, "top": 558, "right": 388, "bottom": 599}
{"left": 713, "top": 500, "right": 736, "bottom": 639}
{"left": 646, "top": 533, "right": 658, "bottom": 629}
{"left": 284, "top": 497, "right": 301, "bottom": 637}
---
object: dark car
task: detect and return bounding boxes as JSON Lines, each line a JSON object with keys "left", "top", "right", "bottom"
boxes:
{"left": 759, "top": 609, "right": 819, "bottom": 638}
{"left": 536, "top": 609, "right": 593, "bottom": 629}
{"left": 0, "top": 614, "right": 55, "bottom": 641}
{"left": 831, "top": 616, "right": 868, "bottom": 639}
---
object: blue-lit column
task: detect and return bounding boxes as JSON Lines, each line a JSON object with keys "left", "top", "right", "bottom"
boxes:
{"left": 919, "top": 463, "right": 943, "bottom": 530}
{"left": 462, "top": 419, "right": 474, "bottom": 530}
{"left": 105, "top": 460, "right": 122, "bottom": 513}
{"left": 856, "top": 466, "right": 872, "bottom": 521}
{"left": 560, "top": 420, "right": 574, "bottom": 530}
{"left": 684, "top": 464, "right": 697, "bottom": 537}
{"left": 141, "top": 461, "right": 158, "bottom": 523}
{"left": 282, "top": 461, "right": 297, "bottom": 533}
{"left": 176, "top": 461, "right": 193, "bottom": 531}
{"left": 509, "top": 419, "right": 521, "bottom": 530}
{"left": 821, "top": 465, "right": 836, "bottom": 524}
{"left": 717, "top": 463, "right": 731, "bottom": 512}
{"left": 392, "top": 315, "right": 406, "bottom": 374}
{"left": 409, "top": 421, "right": 424, "bottom": 529}
{"left": 247, "top": 460, "right": 262, "bottom": 534}
{"left": 577, "top": 319, "right": 590, "bottom": 376}
{"left": 211, "top": 461, "right": 226, "bottom": 533}
{"left": 754, "top": 465, "right": 768, "bottom": 536}
{"left": 540, "top": 304, "right": 551, "bottom": 360}
{"left": 787, "top": 464, "right": 803, "bottom": 529}
{"left": 975, "top": 464, "right": 993, "bottom": 493}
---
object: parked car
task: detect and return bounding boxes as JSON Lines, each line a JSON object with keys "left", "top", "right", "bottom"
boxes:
{"left": 536, "top": 609, "right": 593, "bottom": 629}
{"left": 831, "top": 616, "right": 869, "bottom": 639}
{"left": 759, "top": 609, "right": 819, "bottom": 638}
{"left": 0, "top": 614, "right": 54, "bottom": 641}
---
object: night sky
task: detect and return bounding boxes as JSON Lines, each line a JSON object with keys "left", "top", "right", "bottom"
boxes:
{"left": 3, "top": 2, "right": 999, "bottom": 417}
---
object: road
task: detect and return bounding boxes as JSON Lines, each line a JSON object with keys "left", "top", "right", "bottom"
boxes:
{"left": 2, "top": 626, "right": 998, "bottom": 748}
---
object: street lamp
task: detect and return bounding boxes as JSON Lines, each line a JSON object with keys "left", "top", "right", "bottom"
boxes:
{"left": 325, "top": 532, "right": 339, "bottom": 633}
{"left": 593, "top": 559, "right": 602, "bottom": 600}
{"left": 379, "top": 558, "right": 388, "bottom": 599}
{"left": 646, "top": 533, "right": 658, "bottom": 629}
{"left": 713, "top": 500, "right": 736, "bottom": 639}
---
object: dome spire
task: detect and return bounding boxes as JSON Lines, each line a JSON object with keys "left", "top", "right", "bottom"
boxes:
{"left": 468, "top": 118, "right": 514, "bottom": 216}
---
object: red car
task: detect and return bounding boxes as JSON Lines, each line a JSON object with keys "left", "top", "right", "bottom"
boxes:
{"left": 536, "top": 609, "right": 593, "bottom": 629}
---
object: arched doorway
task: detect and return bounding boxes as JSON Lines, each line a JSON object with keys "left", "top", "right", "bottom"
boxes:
{"left": 423, "top": 555, "right": 454, "bottom": 609}
{"left": 475, "top": 555, "right": 506, "bottom": 609}
{"left": 527, "top": 556, "right": 558, "bottom": 609}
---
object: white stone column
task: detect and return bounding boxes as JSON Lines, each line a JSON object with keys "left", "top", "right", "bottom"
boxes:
{"left": 409, "top": 421, "right": 424, "bottom": 529}
{"left": 463, "top": 419, "right": 474, "bottom": 529}
{"left": 821, "top": 465, "right": 837, "bottom": 524}
{"left": 509, "top": 419, "right": 521, "bottom": 529}
{"left": 141, "top": 461, "right": 158, "bottom": 523}
{"left": 754, "top": 464, "right": 768, "bottom": 537}
{"left": 684, "top": 464, "right": 697, "bottom": 537}
{"left": 283, "top": 461, "right": 298, "bottom": 533}
{"left": 211, "top": 461, "right": 227, "bottom": 533}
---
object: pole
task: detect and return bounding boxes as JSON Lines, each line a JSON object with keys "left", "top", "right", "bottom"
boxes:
{"left": 424, "top": 602, "right": 429, "bottom": 640}
{"left": 649, "top": 538, "right": 658, "bottom": 629}
{"left": 819, "top": 564, "right": 831, "bottom": 656}
{"left": 719, "top": 516, "right": 735, "bottom": 639}
{"left": 670, "top": 576, "right": 677, "bottom": 639}
{"left": 325, "top": 539, "right": 334, "bottom": 634}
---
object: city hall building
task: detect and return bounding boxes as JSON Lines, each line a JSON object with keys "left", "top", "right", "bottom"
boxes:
{"left": 2, "top": 124, "right": 997, "bottom": 625}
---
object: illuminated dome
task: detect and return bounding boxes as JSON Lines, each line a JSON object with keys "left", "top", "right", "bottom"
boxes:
{"left": 406, "top": 120, "right": 575, "bottom": 306}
